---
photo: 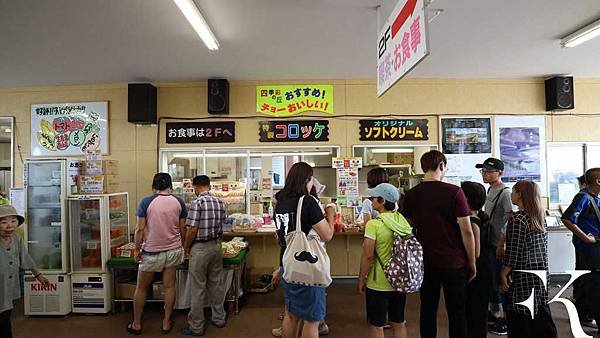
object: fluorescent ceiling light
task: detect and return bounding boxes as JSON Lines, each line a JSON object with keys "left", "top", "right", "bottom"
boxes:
{"left": 371, "top": 148, "right": 414, "bottom": 154}
{"left": 173, "top": 151, "right": 331, "bottom": 158}
{"left": 3, "top": 128, "right": 11, "bottom": 133}
{"left": 251, "top": 151, "right": 331, "bottom": 157}
{"left": 173, "top": 0, "right": 219, "bottom": 50}
{"left": 561, "top": 18, "right": 600, "bottom": 48}
{"left": 380, "top": 164, "right": 413, "bottom": 168}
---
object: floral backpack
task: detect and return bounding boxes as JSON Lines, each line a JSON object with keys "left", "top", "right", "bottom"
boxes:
{"left": 375, "top": 218, "right": 424, "bottom": 293}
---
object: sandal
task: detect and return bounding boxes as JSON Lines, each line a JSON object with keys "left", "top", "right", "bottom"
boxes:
{"left": 126, "top": 322, "right": 142, "bottom": 335}
{"left": 161, "top": 320, "right": 173, "bottom": 335}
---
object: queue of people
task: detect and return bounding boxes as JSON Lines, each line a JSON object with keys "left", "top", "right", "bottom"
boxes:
{"left": 110, "top": 151, "right": 600, "bottom": 338}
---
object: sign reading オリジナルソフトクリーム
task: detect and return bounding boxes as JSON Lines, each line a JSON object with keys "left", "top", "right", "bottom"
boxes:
{"left": 257, "top": 85, "right": 333, "bottom": 116}
{"left": 359, "top": 119, "right": 428, "bottom": 141}
{"left": 31, "top": 102, "right": 108, "bottom": 156}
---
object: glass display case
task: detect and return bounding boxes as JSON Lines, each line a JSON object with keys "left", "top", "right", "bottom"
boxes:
{"left": 352, "top": 145, "right": 438, "bottom": 195}
{"left": 24, "top": 159, "right": 68, "bottom": 272}
{"left": 68, "top": 193, "right": 129, "bottom": 314}
{"left": 68, "top": 193, "right": 130, "bottom": 273}
{"left": 160, "top": 146, "right": 340, "bottom": 215}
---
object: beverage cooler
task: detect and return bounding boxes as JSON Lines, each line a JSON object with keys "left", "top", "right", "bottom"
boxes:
{"left": 23, "top": 159, "right": 72, "bottom": 315}
{"left": 68, "top": 193, "right": 129, "bottom": 313}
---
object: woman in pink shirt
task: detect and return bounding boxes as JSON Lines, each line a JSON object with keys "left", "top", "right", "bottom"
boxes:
{"left": 127, "top": 173, "right": 187, "bottom": 335}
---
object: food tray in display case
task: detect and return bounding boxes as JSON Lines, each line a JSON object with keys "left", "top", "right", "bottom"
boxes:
{"left": 211, "top": 181, "right": 247, "bottom": 214}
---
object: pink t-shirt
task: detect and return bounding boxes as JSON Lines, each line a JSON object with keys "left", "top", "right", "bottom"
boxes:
{"left": 136, "top": 194, "right": 187, "bottom": 252}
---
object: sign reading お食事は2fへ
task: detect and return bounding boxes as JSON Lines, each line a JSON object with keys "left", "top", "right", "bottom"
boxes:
{"left": 166, "top": 122, "right": 235, "bottom": 144}
{"left": 359, "top": 119, "right": 428, "bottom": 141}
{"left": 257, "top": 85, "right": 333, "bottom": 117}
{"left": 259, "top": 120, "right": 329, "bottom": 142}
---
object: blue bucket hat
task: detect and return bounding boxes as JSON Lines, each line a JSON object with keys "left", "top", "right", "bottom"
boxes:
{"left": 367, "top": 183, "right": 399, "bottom": 203}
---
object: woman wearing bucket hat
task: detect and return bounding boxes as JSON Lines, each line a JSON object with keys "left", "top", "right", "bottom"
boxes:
{"left": 0, "top": 204, "right": 50, "bottom": 338}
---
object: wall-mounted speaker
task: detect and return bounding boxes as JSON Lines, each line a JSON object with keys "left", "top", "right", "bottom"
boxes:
{"left": 128, "top": 83, "right": 157, "bottom": 124}
{"left": 208, "top": 79, "right": 229, "bottom": 114}
{"left": 545, "top": 76, "right": 574, "bottom": 111}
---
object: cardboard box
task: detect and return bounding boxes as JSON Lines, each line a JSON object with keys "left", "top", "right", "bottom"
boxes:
{"left": 77, "top": 174, "right": 121, "bottom": 194}
{"left": 78, "top": 175, "right": 104, "bottom": 194}
{"left": 104, "top": 175, "right": 121, "bottom": 193}
{"left": 84, "top": 160, "right": 119, "bottom": 175}
{"left": 152, "top": 282, "right": 165, "bottom": 300}
{"left": 116, "top": 282, "right": 137, "bottom": 299}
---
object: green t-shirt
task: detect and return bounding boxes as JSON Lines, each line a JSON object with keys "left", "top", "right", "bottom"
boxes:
{"left": 364, "top": 211, "right": 412, "bottom": 291}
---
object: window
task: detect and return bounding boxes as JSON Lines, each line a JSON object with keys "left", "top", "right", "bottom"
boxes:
{"left": 546, "top": 143, "right": 583, "bottom": 206}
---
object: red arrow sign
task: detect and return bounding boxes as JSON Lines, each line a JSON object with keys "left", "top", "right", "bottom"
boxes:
{"left": 391, "top": 0, "right": 417, "bottom": 38}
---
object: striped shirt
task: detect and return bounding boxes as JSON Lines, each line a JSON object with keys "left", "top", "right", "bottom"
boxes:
{"left": 186, "top": 191, "right": 226, "bottom": 241}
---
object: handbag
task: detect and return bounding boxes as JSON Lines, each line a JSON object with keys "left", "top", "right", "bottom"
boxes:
{"left": 282, "top": 195, "right": 332, "bottom": 287}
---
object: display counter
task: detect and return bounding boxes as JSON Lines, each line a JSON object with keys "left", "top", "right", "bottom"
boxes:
{"left": 108, "top": 249, "right": 248, "bottom": 314}
{"left": 223, "top": 230, "right": 364, "bottom": 277}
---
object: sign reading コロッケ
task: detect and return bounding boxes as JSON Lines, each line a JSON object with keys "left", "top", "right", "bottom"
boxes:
{"left": 259, "top": 120, "right": 329, "bottom": 142}
{"left": 166, "top": 122, "right": 235, "bottom": 144}
{"left": 377, "top": 0, "right": 429, "bottom": 96}
{"left": 31, "top": 102, "right": 108, "bottom": 156}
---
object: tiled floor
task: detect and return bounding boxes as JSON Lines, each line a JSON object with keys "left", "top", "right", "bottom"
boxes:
{"left": 11, "top": 282, "right": 599, "bottom": 337}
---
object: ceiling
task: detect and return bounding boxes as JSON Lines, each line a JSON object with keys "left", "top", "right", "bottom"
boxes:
{"left": 1, "top": 0, "right": 600, "bottom": 87}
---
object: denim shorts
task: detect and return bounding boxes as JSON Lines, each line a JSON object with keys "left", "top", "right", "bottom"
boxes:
{"left": 138, "top": 247, "right": 184, "bottom": 272}
{"left": 281, "top": 267, "right": 326, "bottom": 322}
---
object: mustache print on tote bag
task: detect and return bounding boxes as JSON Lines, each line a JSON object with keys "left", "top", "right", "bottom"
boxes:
{"left": 294, "top": 251, "right": 319, "bottom": 264}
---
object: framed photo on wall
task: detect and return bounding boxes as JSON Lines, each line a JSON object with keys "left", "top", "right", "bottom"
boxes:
{"left": 439, "top": 116, "right": 493, "bottom": 185}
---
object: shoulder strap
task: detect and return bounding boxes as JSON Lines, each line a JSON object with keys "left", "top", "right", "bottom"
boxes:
{"left": 489, "top": 187, "right": 510, "bottom": 219}
{"left": 295, "top": 195, "right": 305, "bottom": 234}
{"left": 585, "top": 193, "right": 600, "bottom": 224}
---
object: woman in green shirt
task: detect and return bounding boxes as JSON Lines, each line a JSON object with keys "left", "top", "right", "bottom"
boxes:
{"left": 359, "top": 183, "right": 412, "bottom": 338}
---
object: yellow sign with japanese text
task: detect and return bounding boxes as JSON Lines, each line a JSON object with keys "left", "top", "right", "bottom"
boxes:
{"left": 257, "top": 85, "right": 334, "bottom": 116}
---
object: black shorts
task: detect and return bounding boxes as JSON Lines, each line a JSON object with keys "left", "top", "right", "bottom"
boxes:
{"left": 365, "top": 288, "right": 406, "bottom": 327}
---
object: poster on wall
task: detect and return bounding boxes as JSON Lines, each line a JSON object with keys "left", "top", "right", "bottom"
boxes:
{"left": 377, "top": 0, "right": 429, "bottom": 96}
{"left": 440, "top": 117, "right": 493, "bottom": 185}
{"left": 332, "top": 158, "right": 362, "bottom": 207}
{"left": 257, "top": 85, "right": 333, "bottom": 117}
{"left": 495, "top": 116, "right": 546, "bottom": 194}
{"left": 359, "top": 119, "right": 428, "bottom": 141}
{"left": 259, "top": 120, "right": 329, "bottom": 142}
{"left": 31, "top": 102, "right": 108, "bottom": 156}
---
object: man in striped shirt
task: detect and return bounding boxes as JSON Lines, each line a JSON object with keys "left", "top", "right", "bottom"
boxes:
{"left": 182, "top": 175, "right": 227, "bottom": 336}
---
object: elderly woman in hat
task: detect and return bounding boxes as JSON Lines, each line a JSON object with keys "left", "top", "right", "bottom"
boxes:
{"left": 0, "top": 205, "right": 49, "bottom": 338}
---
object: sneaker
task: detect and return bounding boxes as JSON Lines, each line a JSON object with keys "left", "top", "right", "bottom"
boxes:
{"left": 181, "top": 325, "right": 205, "bottom": 337}
{"left": 210, "top": 319, "right": 226, "bottom": 329}
{"left": 319, "top": 322, "right": 329, "bottom": 336}
{"left": 580, "top": 319, "right": 598, "bottom": 329}
{"left": 272, "top": 327, "right": 283, "bottom": 337}
{"left": 488, "top": 319, "right": 508, "bottom": 336}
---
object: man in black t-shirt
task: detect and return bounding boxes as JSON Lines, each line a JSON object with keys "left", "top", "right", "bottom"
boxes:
{"left": 402, "top": 150, "right": 476, "bottom": 338}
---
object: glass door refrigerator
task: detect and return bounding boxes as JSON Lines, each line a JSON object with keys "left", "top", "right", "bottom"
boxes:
{"left": 68, "top": 193, "right": 129, "bottom": 313}
{"left": 23, "top": 159, "right": 72, "bottom": 315}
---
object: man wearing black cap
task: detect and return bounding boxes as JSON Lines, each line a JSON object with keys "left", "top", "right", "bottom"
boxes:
{"left": 475, "top": 157, "right": 513, "bottom": 336}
